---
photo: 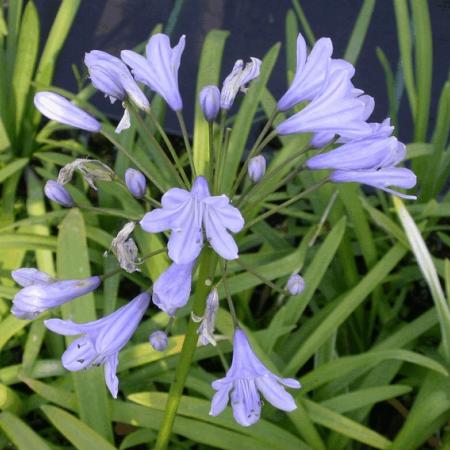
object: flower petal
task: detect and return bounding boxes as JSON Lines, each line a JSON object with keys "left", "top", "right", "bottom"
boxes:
{"left": 209, "top": 385, "right": 232, "bottom": 416}
{"left": 12, "top": 268, "right": 53, "bottom": 287}
{"left": 61, "top": 336, "right": 97, "bottom": 371}
{"left": 255, "top": 375, "right": 298, "bottom": 412}
{"left": 104, "top": 353, "right": 119, "bottom": 398}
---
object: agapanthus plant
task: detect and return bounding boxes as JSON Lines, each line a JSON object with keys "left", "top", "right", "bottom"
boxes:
{"left": 21, "top": 28, "right": 418, "bottom": 449}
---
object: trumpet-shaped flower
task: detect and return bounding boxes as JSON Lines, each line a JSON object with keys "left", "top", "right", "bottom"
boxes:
{"left": 310, "top": 94, "right": 375, "bottom": 148}
{"left": 276, "top": 70, "right": 371, "bottom": 139}
{"left": 306, "top": 136, "right": 406, "bottom": 171}
{"left": 220, "top": 58, "right": 261, "bottom": 110}
{"left": 152, "top": 260, "right": 196, "bottom": 316}
{"left": 278, "top": 35, "right": 332, "bottom": 111}
{"left": 331, "top": 167, "right": 417, "bottom": 199}
{"left": 140, "top": 176, "right": 244, "bottom": 264}
{"left": 210, "top": 329, "right": 301, "bottom": 426}
{"left": 34, "top": 92, "right": 101, "bottom": 132}
{"left": 11, "top": 269, "right": 101, "bottom": 319}
{"left": 44, "top": 292, "right": 150, "bottom": 398}
{"left": 121, "top": 33, "right": 185, "bottom": 111}
{"left": 85, "top": 50, "right": 149, "bottom": 133}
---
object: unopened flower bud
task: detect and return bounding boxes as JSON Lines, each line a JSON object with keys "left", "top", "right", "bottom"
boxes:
{"left": 34, "top": 92, "right": 101, "bottom": 132}
{"left": 44, "top": 180, "right": 74, "bottom": 207}
{"left": 149, "top": 330, "right": 168, "bottom": 352}
{"left": 125, "top": 168, "right": 147, "bottom": 198}
{"left": 286, "top": 274, "right": 305, "bottom": 295}
{"left": 248, "top": 155, "right": 266, "bottom": 183}
{"left": 199, "top": 85, "right": 220, "bottom": 122}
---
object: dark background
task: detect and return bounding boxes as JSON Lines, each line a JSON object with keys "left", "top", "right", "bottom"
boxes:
{"left": 35, "top": 0, "right": 450, "bottom": 141}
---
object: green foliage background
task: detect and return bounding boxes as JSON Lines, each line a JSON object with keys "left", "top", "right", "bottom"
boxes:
{"left": 0, "top": 0, "right": 449, "bottom": 449}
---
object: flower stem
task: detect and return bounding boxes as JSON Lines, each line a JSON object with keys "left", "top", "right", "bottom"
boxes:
{"left": 230, "top": 107, "right": 278, "bottom": 195}
{"left": 176, "top": 111, "right": 196, "bottom": 179}
{"left": 154, "top": 248, "right": 217, "bottom": 449}
{"left": 243, "top": 177, "right": 329, "bottom": 230}
{"left": 100, "top": 130, "right": 165, "bottom": 193}
{"left": 146, "top": 108, "right": 191, "bottom": 187}
{"left": 208, "top": 121, "right": 215, "bottom": 184}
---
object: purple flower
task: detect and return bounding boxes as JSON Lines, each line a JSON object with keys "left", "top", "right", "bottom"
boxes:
{"left": 11, "top": 269, "right": 101, "bottom": 320}
{"left": 331, "top": 167, "right": 417, "bottom": 199}
{"left": 248, "top": 155, "right": 266, "bottom": 183}
{"left": 152, "top": 261, "right": 196, "bottom": 315}
{"left": 140, "top": 176, "right": 244, "bottom": 264}
{"left": 85, "top": 50, "right": 149, "bottom": 133}
{"left": 199, "top": 85, "right": 221, "bottom": 122}
{"left": 121, "top": 33, "right": 185, "bottom": 111}
{"left": 44, "top": 292, "right": 150, "bottom": 398}
{"left": 85, "top": 50, "right": 149, "bottom": 110}
{"left": 34, "top": 92, "right": 101, "bottom": 132}
{"left": 125, "top": 168, "right": 147, "bottom": 198}
{"left": 286, "top": 274, "right": 305, "bottom": 295}
{"left": 44, "top": 180, "right": 74, "bottom": 207}
{"left": 306, "top": 136, "right": 406, "bottom": 171}
{"left": 310, "top": 94, "right": 375, "bottom": 148}
{"left": 278, "top": 35, "right": 332, "bottom": 111}
{"left": 276, "top": 70, "right": 371, "bottom": 139}
{"left": 220, "top": 58, "right": 261, "bottom": 110}
{"left": 210, "top": 329, "right": 301, "bottom": 426}
{"left": 149, "top": 330, "right": 168, "bottom": 352}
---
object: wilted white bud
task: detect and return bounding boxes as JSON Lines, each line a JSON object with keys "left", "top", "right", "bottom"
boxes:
{"left": 149, "top": 330, "right": 168, "bottom": 352}
{"left": 248, "top": 155, "right": 266, "bottom": 182}
{"left": 110, "top": 222, "right": 140, "bottom": 273}
{"left": 195, "top": 288, "right": 219, "bottom": 346}
{"left": 286, "top": 274, "right": 305, "bottom": 295}
{"left": 58, "top": 158, "right": 115, "bottom": 190}
{"left": 199, "top": 85, "right": 220, "bottom": 122}
{"left": 220, "top": 57, "right": 262, "bottom": 110}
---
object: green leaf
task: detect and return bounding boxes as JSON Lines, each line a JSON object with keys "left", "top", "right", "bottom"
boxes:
{"left": 291, "top": 0, "right": 315, "bottom": 45}
{"left": 394, "top": 197, "right": 450, "bottom": 361}
{"left": 128, "top": 392, "right": 309, "bottom": 450}
{"left": 192, "top": 29, "right": 229, "bottom": 174}
{"left": 0, "top": 158, "right": 29, "bottom": 183}
{"left": 410, "top": 0, "right": 432, "bottom": 143}
{"left": 300, "top": 349, "right": 448, "bottom": 393}
{"left": 343, "top": 0, "right": 376, "bottom": 65}
{"left": 0, "top": 411, "right": 51, "bottom": 450}
{"left": 391, "top": 372, "right": 450, "bottom": 449}
{"left": 270, "top": 217, "right": 346, "bottom": 337}
{"left": 284, "top": 243, "right": 407, "bottom": 374}
{"left": 0, "top": 315, "right": 30, "bottom": 352}
{"left": 302, "top": 399, "right": 391, "bottom": 449}
{"left": 57, "top": 209, "right": 113, "bottom": 441}
{"left": 321, "top": 385, "right": 412, "bottom": 413}
{"left": 12, "top": 0, "right": 39, "bottom": 135}
{"left": 41, "top": 405, "right": 116, "bottom": 450}
{"left": 393, "top": 0, "right": 416, "bottom": 115}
